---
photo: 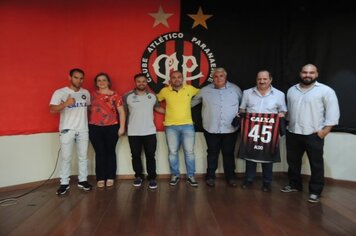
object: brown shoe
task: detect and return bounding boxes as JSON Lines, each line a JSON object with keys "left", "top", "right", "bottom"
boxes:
{"left": 106, "top": 179, "right": 114, "bottom": 187}
{"left": 97, "top": 180, "right": 105, "bottom": 188}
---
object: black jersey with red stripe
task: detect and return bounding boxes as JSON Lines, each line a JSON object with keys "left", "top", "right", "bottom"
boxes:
{"left": 239, "top": 113, "right": 281, "bottom": 163}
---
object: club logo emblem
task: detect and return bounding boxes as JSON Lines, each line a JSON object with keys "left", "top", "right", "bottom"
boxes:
{"left": 141, "top": 32, "right": 217, "bottom": 93}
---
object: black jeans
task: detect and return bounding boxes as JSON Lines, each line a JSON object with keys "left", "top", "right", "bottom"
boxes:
{"left": 89, "top": 124, "right": 119, "bottom": 181}
{"left": 203, "top": 130, "right": 238, "bottom": 181}
{"left": 245, "top": 160, "right": 273, "bottom": 184}
{"left": 128, "top": 134, "right": 157, "bottom": 180}
{"left": 286, "top": 131, "right": 325, "bottom": 195}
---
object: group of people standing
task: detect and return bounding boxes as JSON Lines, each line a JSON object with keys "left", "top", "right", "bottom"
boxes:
{"left": 50, "top": 63, "right": 339, "bottom": 204}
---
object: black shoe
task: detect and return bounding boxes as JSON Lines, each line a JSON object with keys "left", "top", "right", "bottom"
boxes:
{"left": 228, "top": 179, "right": 237, "bottom": 188}
{"left": 133, "top": 177, "right": 143, "bottom": 187}
{"left": 262, "top": 183, "right": 271, "bottom": 192}
{"left": 78, "top": 181, "right": 93, "bottom": 191}
{"left": 148, "top": 179, "right": 158, "bottom": 190}
{"left": 280, "top": 185, "right": 299, "bottom": 193}
{"left": 169, "top": 175, "right": 180, "bottom": 186}
{"left": 187, "top": 176, "right": 198, "bottom": 187}
{"left": 206, "top": 179, "right": 215, "bottom": 187}
{"left": 241, "top": 181, "right": 253, "bottom": 189}
{"left": 308, "top": 194, "right": 320, "bottom": 203}
{"left": 56, "top": 184, "right": 69, "bottom": 195}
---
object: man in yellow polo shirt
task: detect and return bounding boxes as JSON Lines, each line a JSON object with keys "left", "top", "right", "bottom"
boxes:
{"left": 157, "top": 70, "right": 199, "bottom": 187}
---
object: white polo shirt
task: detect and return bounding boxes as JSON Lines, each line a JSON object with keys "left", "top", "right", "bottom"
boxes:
{"left": 123, "top": 90, "right": 159, "bottom": 136}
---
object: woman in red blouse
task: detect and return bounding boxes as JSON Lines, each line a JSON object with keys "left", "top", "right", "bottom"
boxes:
{"left": 89, "top": 73, "right": 125, "bottom": 188}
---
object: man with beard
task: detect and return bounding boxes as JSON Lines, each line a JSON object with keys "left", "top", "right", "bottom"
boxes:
{"left": 123, "top": 73, "right": 164, "bottom": 189}
{"left": 280, "top": 64, "right": 340, "bottom": 203}
{"left": 50, "top": 68, "right": 92, "bottom": 195}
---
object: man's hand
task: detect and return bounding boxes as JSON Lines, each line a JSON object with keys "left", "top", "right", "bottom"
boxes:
{"left": 50, "top": 94, "right": 76, "bottom": 113}
{"left": 64, "top": 94, "right": 76, "bottom": 107}
{"left": 317, "top": 126, "right": 333, "bottom": 139}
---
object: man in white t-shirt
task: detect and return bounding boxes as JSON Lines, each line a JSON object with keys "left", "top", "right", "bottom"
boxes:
{"left": 123, "top": 73, "right": 164, "bottom": 190}
{"left": 50, "top": 68, "right": 92, "bottom": 195}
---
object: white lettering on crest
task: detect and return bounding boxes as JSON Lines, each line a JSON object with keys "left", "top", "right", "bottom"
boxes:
{"left": 250, "top": 117, "right": 275, "bottom": 123}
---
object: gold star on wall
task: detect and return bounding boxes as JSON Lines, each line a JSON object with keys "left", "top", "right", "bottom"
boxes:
{"left": 187, "top": 6, "right": 213, "bottom": 29}
{"left": 149, "top": 6, "right": 173, "bottom": 28}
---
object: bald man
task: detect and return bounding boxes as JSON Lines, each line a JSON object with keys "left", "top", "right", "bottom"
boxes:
{"left": 280, "top": 64, "right": 340, "bottom": 203}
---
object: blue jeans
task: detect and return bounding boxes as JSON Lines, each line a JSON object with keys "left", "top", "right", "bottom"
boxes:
{"left": 165, "top": 125, "right": 196, "bottom": 177}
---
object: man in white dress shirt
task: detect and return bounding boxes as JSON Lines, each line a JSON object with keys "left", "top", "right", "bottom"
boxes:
{"left": 280, "top": 64, "right": 340, "bottom": 203}
{"left": 239, "top": 70, "right": 287, "bottom": 192}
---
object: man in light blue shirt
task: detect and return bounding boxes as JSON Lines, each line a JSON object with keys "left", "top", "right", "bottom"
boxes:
{"left": 281, "top": 64, "right": 340, "bottom": 204}
{"left": 192, "top": 67, "right": 242, "bottom": 187}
